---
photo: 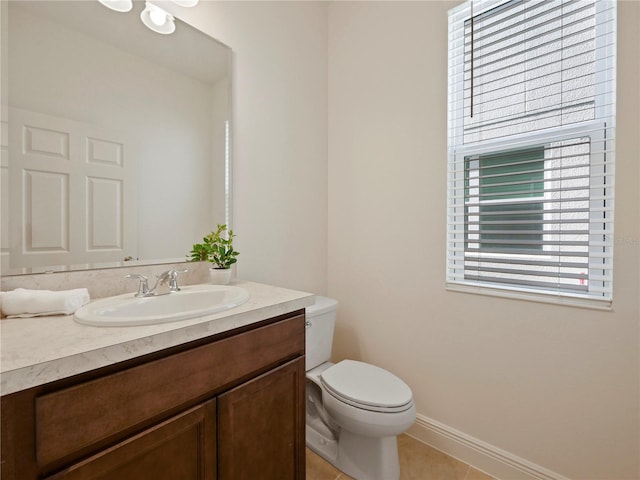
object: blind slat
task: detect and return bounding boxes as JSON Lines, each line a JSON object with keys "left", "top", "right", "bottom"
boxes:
{"left": 461, "top": 274, "right": 590, "bottom": 292}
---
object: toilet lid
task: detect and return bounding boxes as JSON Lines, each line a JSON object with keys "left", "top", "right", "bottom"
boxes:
{"left": 320, "top": 360, "right": 413, "bottom": 410}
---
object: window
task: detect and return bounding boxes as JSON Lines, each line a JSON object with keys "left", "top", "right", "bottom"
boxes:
{"left": 447, "top": 0, "right": 616, "bottom": 308}
{"left": 466, "top": 147, "right": 545, "bottom": 253}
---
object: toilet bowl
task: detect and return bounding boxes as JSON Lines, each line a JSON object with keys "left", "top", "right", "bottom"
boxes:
{"left": 305, "top": 297, "right": 416, "bottom": 480}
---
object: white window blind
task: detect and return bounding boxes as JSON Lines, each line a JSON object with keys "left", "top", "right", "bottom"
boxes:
{"left": 447, "top": 0, "right": 616, "bottom": 307}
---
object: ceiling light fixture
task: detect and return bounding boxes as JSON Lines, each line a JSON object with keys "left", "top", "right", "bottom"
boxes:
{"left": 98, "top": 0, "right": 133, "bottom": 13}
{"left": 140, "top": 2, "right": 175, "bottom": 35}
{"left": 97, "top": 0, "right": 199, "bottom": 35}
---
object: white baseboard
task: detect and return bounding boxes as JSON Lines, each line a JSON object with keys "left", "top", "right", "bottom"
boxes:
{"left": 406, "top": 413, "right": 571, "bottom": 480}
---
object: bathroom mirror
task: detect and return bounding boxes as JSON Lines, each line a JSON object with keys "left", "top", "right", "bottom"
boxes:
{"left": 1, "top": 0, "right": 232, "bottom": 275}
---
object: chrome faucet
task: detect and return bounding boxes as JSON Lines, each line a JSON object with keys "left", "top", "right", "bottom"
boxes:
{"left": 154, "top": 268, "right": 187, "bottom": 295}
{"left": 125, "top": 268, "right": 188, "bottom": 297}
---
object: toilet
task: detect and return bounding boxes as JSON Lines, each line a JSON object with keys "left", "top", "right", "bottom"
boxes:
{"left": 305, "top": 297, "right": 416, "bottom": 480}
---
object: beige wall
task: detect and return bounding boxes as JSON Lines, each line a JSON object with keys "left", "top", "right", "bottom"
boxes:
{"left": 328, "top": 1, "right": 639, "bottom": 479}
{"left": 4, "top": 0, "right": 637, "bottom": 477}
{"left": 172, "top": 1, "right": 329, "bottom": 295}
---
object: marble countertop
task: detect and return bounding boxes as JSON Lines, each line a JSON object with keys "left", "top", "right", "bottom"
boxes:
{"left": 1, "top": 281, "right": 315, "bottom": 396}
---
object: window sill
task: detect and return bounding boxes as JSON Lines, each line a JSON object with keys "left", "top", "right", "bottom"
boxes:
{"left": 446, "top": 282, "right": 613, "bottom": 311}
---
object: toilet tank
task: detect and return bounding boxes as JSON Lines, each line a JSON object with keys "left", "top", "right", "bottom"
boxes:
{"left": 305, "top": 296, "right": 338, "bottom": 371}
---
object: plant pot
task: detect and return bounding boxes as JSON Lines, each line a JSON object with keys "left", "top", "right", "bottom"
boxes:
{"left": 209, "top": 267, "right": 232, "bottom": 285}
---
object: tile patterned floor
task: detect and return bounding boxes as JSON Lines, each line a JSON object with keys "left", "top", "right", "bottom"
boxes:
{"left": 306, "top": 434, "right": 496, "bottom": 480}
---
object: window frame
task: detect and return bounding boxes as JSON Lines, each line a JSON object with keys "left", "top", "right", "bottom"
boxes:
{"left": 446, "top": 0, "right": 615, "bottom": 310}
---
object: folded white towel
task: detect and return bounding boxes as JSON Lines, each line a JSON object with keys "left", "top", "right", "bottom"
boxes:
{"left": 1, "top": 288, "right": 90, "bottom": 318}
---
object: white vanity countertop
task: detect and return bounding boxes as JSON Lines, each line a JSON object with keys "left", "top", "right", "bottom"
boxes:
{"left": 0, "top": 281, "right": 315, "bottom": 396}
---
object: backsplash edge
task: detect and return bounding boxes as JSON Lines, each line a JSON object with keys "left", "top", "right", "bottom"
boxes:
{"left": 1, "top": 262, "right": 211, "bottom": 300}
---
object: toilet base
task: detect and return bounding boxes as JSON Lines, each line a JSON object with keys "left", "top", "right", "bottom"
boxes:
{"left": 335, "top": 431, "right": 400, "bottom": 480}
{"left": 306, "top": 423, "right": 400, "bottom": 480}
{"left": 306, "top": 423, "right": 338, "bottom": 464}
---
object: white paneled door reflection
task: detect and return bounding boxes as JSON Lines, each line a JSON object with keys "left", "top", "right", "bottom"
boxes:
{"left": 5, "top": 108, "right": 136, "bottom": 270}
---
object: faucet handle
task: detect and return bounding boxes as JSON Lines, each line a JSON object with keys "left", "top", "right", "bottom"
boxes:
{"left": 125, "top": 274, "right": 150, "bottom": 297}
{"left": 167, "top": 268, "right": 188, "bottom": 292}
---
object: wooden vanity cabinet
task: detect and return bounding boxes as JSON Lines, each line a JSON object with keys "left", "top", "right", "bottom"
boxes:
{"left": 1, "top": 311, "right": 306, "bottom": 480}
{"left": 218, "top": 358, "right": 304, "bottom": 480}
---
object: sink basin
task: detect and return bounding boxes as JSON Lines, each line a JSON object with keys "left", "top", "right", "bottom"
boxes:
{"left": 74, "top": 284, "right": 250, "bottom": 327}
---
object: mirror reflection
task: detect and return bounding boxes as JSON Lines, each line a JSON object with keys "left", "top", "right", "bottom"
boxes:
{"left": 1, "top": 0, "right": 232, "bottom": 275}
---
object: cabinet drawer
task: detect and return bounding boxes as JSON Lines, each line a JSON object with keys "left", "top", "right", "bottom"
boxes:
{"left": 46, "top": 400, "right": 216, "bottom": 480}
{"left": 35, "top": 315, "right": 304, "bottom": 468}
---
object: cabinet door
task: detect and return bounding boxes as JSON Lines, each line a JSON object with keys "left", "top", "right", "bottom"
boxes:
{"left": 46, "top": 400, "right": 216, "bottom": 480}
{"left": 217, "top": 358, "right": 305, "bottom": 480}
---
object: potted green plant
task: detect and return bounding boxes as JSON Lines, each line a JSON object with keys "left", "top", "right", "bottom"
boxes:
{"left": 188, "top": 224, "right": 239, "bottom": 285}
